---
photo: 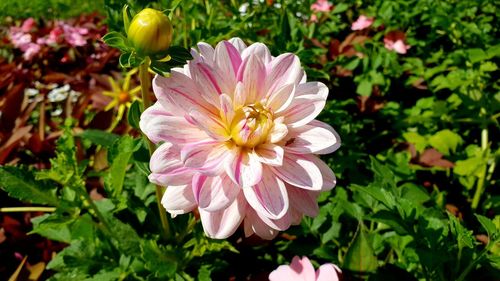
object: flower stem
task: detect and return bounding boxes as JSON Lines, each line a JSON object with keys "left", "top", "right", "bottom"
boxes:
{"left": 0, "top": 207, "right": 56, "bottom": 213}
{"left": 471, "top": 127, "right": 488, "bottom": 210}
{"left": 138, "top": 57, "right": 171, "bottom": 241}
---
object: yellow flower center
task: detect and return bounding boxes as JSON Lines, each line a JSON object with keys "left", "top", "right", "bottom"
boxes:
{"left": 230, "top": 103, "right": 273, "bottom": 148}
{"left": 118, "top": 91, "right": 131, "bottom": 104}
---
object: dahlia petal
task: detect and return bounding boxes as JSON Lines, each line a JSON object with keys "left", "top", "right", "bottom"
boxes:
{"left": 308, "top": 155, "right": 337, "bottom": 191}
{"left": 189, "top": 109, "right": 229, "bottom": 141}
{"left": 267, "top": 117, "right": 288, "bottom": 143}
{"left": 316, "top": 264, "right": 341, "bottom": 281}
{"left": 149, "top": 142, "right": 193, "bottom": 186}
{"left": 233, "top": 81, "right": 246, "bottom": 108}
{"left": 285, "top": 120, "right": 341, "bottom": 154}
{"left": 180, "top": 140, "right": 229, "bottom": 176}
{"left": 269, "top": 266, "right": 298, "bottom": 281}
{"left": 140, "top": 102, "right": 208, "bottom": 144}
{"left": 192, "top": 174, "right": 241, "bottom": 212}
{"left": 219, "top": 94, "right": 235, "bottom": 125}
{"left": 229, "top": 37, "right": 247, "bottom": 53}
{"left": 290, "top": 256, "right": 316, "bottom": 281}
{"left": 255, "top": 208, "right": 292, "bottom": 231}
{"left": 161, "top": 185, "right": 196, "bottom": 216}
{"left": 266, "top": 83, "right": 295, "bottom": 113}
{"left": 254, "top": 143, "right": 284, "bottom": 166}
{"left": 237, "top": 54, "right": 266, "bottom": 103}
{"left": 265, "top": 53, "right": 303, "bottom": 95}
{"left": 196, "top": 42, "right": 215, "bottom": 62}
{"left": 243, "top": 209, "right": 279, "bottom": 240}
{"left": 241, "top": 42, "right": 272, "bottom": 64}
{"left": 287, "top": 186, "right": 319, "bottom": 217}
{"left": 199, "top": 194, "right": 245, "bottom": 239}
{"left": 189, "top": 62, "right": 225, "bottom": 106}
{"left": 243, "top": 167, "right": 289, "bottom": 219}
{"left": 215, "top": 40, "right": 242, "bottom": 78}
{"left": 153, "top": 72, "right": 217, "bottom": 115}
{"left": 271, "top": 153, "right": 323, "bottom": 190}
{"left": 225, "top": 149, "right": 263, "bottom": 187}
{"left": 280, "top": 82, "right": 328, "bottom": 128}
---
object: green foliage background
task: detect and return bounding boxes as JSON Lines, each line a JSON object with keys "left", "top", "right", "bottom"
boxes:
{"left": 0, "top": 0, "right": 499, "bottom": 280}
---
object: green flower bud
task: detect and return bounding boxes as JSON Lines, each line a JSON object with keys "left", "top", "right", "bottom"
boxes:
{"left": 127, "top": 8, "right": 173, "bottom": 55}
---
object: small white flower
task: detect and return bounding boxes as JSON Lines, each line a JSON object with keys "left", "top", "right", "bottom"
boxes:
{"left": 24, "top": 88, "right": 39, "bottom": 97}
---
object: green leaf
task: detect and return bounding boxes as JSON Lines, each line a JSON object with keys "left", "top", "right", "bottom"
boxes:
{"left": 168, "top": 45, "right": 193, "bottom": 63}
{"left": 428, "top": 129, "right": 463, "bottom": 155}
{"left": 344, "top": 224, "right": 378, "bottom": 273}
{"left": 30, "top": 213, "right": 73, "bottom": 243}
{"left": 332, "top": 3, "right": 349, "bottom": 14}
{"left": 448, "top": 213, "right": 474, "bottom": 249}
{"left": 127, "top": 100, "right": 141, "bottom": 129}
{"left": 197, "top": 265, "right": 212, "bottom": 281}
{"left": 467, "top": 48, "right": 487, "bottom": 63}
{"left": 356, "top": 80, "right": 373, "bottom": 96}
{"left": 0, "top": 166, "right": 58, "bottom": 206}
{"left": 141, "top": 240, "right": 177, "bottom": 278}
{"left": 475, "top": 214, "right": 497, "bottom": 240}
{"left": 102, "top": 31, "right": 129, "bottom": 51}
{"left": 80, "top": 129, "right": 119, "bottom": 148}
{"left": 402, "top": 132, "right": 427, "bottom": 152}
{"left": 105, "top": 136, "right": 140, "bottom": 196}
{"left": 119, "top": 52, "right": 132, "bottom": 68}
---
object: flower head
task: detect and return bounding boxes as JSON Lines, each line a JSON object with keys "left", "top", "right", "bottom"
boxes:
{"left": 127, "top": 8, "right": 173, "bottom": 55}
{"left": 351, "top": 15, "right": 374, "bottom": 31}
{"left": 384, "top": 31, "right": 410, "bottom": 54}
{"left": 269, "top": 256, "right": 342, "bottom": 281}
{"left": 311, "top": 0, "right": 333, "bottom": 12}
{"left": 102, "top": 69, "right": 141, "bottom": 130}
{"left": 140, "top": 38, "right": 340, "bottom": 239}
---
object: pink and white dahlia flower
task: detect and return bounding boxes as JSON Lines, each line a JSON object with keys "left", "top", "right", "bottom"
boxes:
{"left": 269, "top": 256, "right": 342, "bottom": 281}
{"left": 140, "top": 38, "right": 340, "bottom": 239}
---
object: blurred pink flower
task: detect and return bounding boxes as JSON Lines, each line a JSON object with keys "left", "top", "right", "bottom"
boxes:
{"left": 61, "top": 23, "right": 89, "bottom": 47}
{"left": 140, "top": 38, "right": 340, "bottom": 239}
{"left": 21, "top": 18, "right": 36, "bottom": 32}
{"left": 311, "top": 0, "right": 333, "bottom": 12}
{"left": 384, "top": 31, "right": 411, "bottom": 54}
{"left": 351, "top": 15, "right": 374, "bottom": 30}
{"left": 22, "top": 43, "right": 41, "bottom": 60}
{"left": 269, "top": 256, "right": 342, "bottom": 281}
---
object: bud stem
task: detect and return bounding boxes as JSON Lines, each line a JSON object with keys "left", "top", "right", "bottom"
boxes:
{"left": 139, "top": 57, "right": 171, "bottom": 241}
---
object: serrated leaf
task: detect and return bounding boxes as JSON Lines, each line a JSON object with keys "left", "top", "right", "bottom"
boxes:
{"left": 141, "top": 240, "right": 177, "bottom": 278}
{"left": 0, "top": 166, "right": 58, "bottom": 206}
{"left": 476, "top": 214, "right": 497, "bottom": 240}
{"left": 448, "top": 213, "right": 474, "bottom": 249}
{"left": 127, "top": 100, "right": 141, "bottom": 129}
{"left": 105, "top": 136, "right": 141, "bottom": 196}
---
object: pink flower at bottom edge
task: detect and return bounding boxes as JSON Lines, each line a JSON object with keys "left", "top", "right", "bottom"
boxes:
{"left": 384, "top": 31, "right": 411, "bottom": 54}
{"left": 351, "top": 15, "right": 374, "bottom": 31}
{"left": 140, "top": 37, "right": 341, "bottom": 240}
{"left": 269, "top": 256, "right": 342, "bottom": 281}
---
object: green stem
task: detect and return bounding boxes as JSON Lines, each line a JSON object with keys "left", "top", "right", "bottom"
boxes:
{"left": 471, "top": 128, "right": 488, "bottom": 210}
{"left": 138, "top": 57, "right": 171, "bottom": 241}
{"left": 456, "top": 247, "right": 490, "bottom": 281}
{"left": 0, "top": 207, "right": 56, "bottom": 213}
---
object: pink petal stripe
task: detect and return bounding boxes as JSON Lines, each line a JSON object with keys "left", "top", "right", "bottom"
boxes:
{"left": 254, "top": 143, "right": 284, "bottom": 166}
{"left": 192, "top": 174, "right": 241, "bottom": 212}
{"left": 199, "top": 194, "right": 246, "bottom": 239}
{"left": 243, "top": 167, "right": 289, "bottom": 219}
{"left": 270, "top": 153, "right": 323, "bottom": 190}
{"left": 284, "top": 120, "right": 341, "bottom": 155}
{"left": 225, "top": 148, "right": 263, "bottom": 187}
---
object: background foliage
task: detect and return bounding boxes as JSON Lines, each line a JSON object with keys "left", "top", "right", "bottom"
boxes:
{"left": 0, "top": 0, "right": 499, "bottom": 280}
